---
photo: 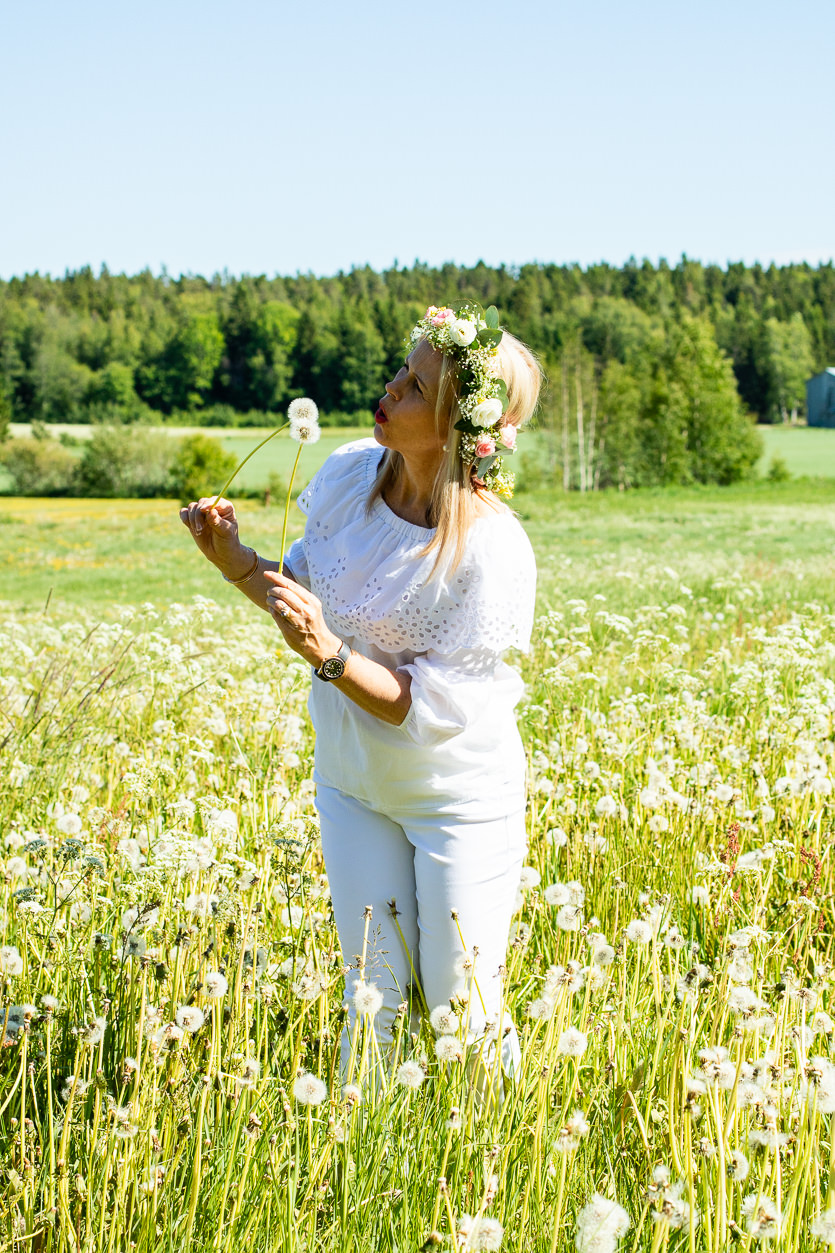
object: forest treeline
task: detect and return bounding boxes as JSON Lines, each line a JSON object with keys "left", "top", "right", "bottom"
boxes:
{"left": 1, "top": 258, "right": 833, "bottom": 489}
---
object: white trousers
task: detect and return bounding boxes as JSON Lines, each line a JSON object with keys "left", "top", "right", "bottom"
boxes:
{"left": 315, "top": 783, "right": 528, "bottom": 1083}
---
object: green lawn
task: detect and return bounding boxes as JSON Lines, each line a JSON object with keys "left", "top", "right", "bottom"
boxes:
{"left": 4, "top": 477, "right": 835, "bottom": 616}
{"left": 755, "top": 422, "right": 835, "bottom": 476}
{"left": 7, "top": 421, "right": 835, "bottom": 491}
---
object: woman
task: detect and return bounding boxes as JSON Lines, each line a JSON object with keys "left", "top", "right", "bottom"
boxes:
{"left": 181, "top": 304, "right": 542, "bottom": 1089}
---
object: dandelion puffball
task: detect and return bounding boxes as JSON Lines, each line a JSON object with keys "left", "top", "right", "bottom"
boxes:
{"left": 203, "top": 971, "right": 228, "bottom": 998}
{"left": 434, "top": 1035, "right": 463, "bottom": 1063}
{"left": 352, "top": 979, "right": 384, "bottom": 1018}
{"left": 575, "top": 1194, "right": 631, "bottom": 1253}
{"left": 288, "top": 397, "right": 321, "bottom": 443}
{"left": 396, "top": 1060, "right": 425, "bottom": 1089}
{"left": 174, "top": 1005, "right": 205, "bottom": 1033}
{"left": 293, "top": 1071, "right": 328, "bottom": 1106}
{"left": 429, "top": 1004, "right": 460, "bottom": 1035}
{"left": 557, "top": 1026, "right": 588, "bottom": 1057}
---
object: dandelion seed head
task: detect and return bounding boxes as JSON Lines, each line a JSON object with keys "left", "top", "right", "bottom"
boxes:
{"left": 575, "top": 1193, "right": 631, "bottom": 1253}
{"left": 352, "top": 979, "right": 384, "bottom": 1018}
{"left": 557, "top": 1027, "right": 588, "bottom": 1058}
{"left": 435, "top": 1034, "right": 463, "bottom": 1063}
{"left": 203, "top": 971, "right": 228, "bottom": 998}
{"left": 811, "top": 1207, "right": 835, "bottom": 1245}
{"left": 626, "top": 919, "right": 652, "bottom": 944}
{"left": 293, "top": 1071, "right": 328, "bottom": 1105}
{"left": 396, "top": 1060, "right": 425, "bottom": 1089}
{"left": 741, "top": 1192, "right": 780, "bottom": 1240}
{"left": 0, "top": 946, "right": 24, "bottom": 976}
{"left": 81, "top": 1015, "right": 107, "bottom": 1047}
{"left": 288, "top": 398, "right": 321, "bottom": 443}
{"left": 728, "top": 1149, "right": 749, "bottom": 1181}
{"left": 174, "top": 1005, "right": 205, "bottom": 1033}
{"left": 429, "top": 1005, "right": 460, "bottom": 1035}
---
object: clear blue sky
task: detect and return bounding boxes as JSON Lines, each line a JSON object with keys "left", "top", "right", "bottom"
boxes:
{"left": 1, "top": 0, "right": 832, "bottom": 279}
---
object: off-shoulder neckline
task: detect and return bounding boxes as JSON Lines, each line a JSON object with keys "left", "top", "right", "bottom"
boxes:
{"left": 363, "top": 444, "right": 513, "bottom": 542}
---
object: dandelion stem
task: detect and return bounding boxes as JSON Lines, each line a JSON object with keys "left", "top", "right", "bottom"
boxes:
{"left": 278, "top": 442, "right": 304, "bottom": 576}
{"left": 209, "top": 421, "right": 289, "bottom": 510}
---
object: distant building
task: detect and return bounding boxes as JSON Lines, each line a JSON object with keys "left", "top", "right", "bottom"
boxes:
{"left": 807, "top": 369, "right": 835, "bottom": 427}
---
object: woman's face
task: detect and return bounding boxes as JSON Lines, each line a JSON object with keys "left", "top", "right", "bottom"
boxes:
{"left": 374, "top": 338, "right": 447, "bottom": 463}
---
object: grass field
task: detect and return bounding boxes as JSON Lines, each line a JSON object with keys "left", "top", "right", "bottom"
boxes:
{"left": 6, "top": 421, "right": 835, "bottom": 492}
{"left": 2, "top": 477, "right": 835, "bottom": 613}
{"left": 2, "top": 483, "right": 834, "bottom": 1251}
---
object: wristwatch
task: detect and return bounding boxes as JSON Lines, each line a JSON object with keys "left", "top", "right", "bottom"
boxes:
{"left": 314, "top": 640, "right": 351, "bottom": 682}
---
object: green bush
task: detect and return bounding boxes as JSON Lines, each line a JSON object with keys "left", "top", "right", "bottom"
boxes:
{"left": 766, "top": 453, "right": 791, "bottom": 482}
{"left": 0, "top": 437, "right": 76, "bottom": 495}
{"left": 168, "top": 433, "right": 237, "bottom": 503}
{"left": 74, "top": 425, "right": 174, "bottom": 497}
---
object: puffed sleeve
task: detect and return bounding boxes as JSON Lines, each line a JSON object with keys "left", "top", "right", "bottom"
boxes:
{"left": 280, "top": 438, "right": 379, "bottom": 593}
{"left": 396, "top": 646, "right": 524, "bottom": 746}
{"left": 282, "top": 537, "right": 311, "bottom": 591}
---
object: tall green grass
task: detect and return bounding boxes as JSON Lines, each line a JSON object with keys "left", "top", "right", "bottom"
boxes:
{"left": 0, "top": 487, "right": 833, "bottom": 1251}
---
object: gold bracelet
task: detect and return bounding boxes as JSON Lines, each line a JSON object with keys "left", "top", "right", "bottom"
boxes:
{"left": 222, "top": 549, "right": 260, "bottom": 585}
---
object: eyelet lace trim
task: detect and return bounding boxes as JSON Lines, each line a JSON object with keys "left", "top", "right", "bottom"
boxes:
{"left": 296, "top": 440, "right": 534, "bottom": 655}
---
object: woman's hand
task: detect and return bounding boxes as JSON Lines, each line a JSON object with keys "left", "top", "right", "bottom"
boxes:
{"left": 264, "top": 571, "right": 342, "bottom": 668}
{"left": 179, "top": 496, "right": 250, "bottom": 576}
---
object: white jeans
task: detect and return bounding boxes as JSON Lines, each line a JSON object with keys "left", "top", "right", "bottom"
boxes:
{"left": 315, "top": 783, "right": 528, "bottom": 1083}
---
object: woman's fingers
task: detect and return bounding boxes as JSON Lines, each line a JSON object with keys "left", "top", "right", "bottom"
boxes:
{"left": 267, "top": 586, "right": 305, "bottom": 618}
{"left": 179, "top": 498, "right": 238, "bottom": 540}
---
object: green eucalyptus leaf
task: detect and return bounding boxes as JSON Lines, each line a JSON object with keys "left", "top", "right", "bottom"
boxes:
{"left": 485, "top": 305, "right": 500, "bottom": 329}
{"left": 476, "top": 328, "right": 503, "bottom": 347}
{"left": 476, "top": 454, "right": 498, "bottom": 478}
{"left": 454, "top": 418, "right": 476, "bottom": 433}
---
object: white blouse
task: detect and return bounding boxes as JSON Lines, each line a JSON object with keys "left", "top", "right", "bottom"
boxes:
{"left": 283, "top": 438, "right": 536, "bottom": 818}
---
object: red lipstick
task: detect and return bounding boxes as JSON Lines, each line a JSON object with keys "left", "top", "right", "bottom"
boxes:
{"left": 374, "top": 407, "right": 388, "bottom": 424}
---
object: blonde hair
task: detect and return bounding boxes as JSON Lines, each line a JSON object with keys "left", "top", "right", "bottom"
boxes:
{"left": 367, "top": 330, "right": 543, "bottom": 576}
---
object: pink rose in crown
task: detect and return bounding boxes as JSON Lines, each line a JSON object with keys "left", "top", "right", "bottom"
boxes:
{"left": 430, "top": 307, "right": 455, "bottom": 326}
{"left": 475, "top": 435, "right": 496, "bottom": 458}
{"left": 499, "top": 424, "right": 517, "bottom": 450}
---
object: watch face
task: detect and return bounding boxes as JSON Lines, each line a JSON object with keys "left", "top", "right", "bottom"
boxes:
{"left": 321, "top": 656, "right": 346, "bottom": 680}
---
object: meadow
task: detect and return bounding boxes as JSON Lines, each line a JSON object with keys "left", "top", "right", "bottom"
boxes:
{"left": 6, "top": 420, "right": 835, "bottom": 496}
{"left": 1, "top": 476, "right": 834, "bottom": 1252}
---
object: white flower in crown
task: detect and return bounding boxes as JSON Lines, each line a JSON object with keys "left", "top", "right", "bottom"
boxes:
{"left": 471, "top": 398, "right": 503, "bottom": 428}
{"left": 449, "top": 318, "right": 477, "bottom": 346}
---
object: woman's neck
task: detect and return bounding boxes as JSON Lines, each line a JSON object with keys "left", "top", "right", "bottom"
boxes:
{"left": 383, "top": 451, "right": 441, "bottom": 528}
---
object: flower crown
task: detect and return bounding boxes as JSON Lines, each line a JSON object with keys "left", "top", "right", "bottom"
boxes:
{"left": 409, "top": 302, "right": 516, "bottom": 498}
